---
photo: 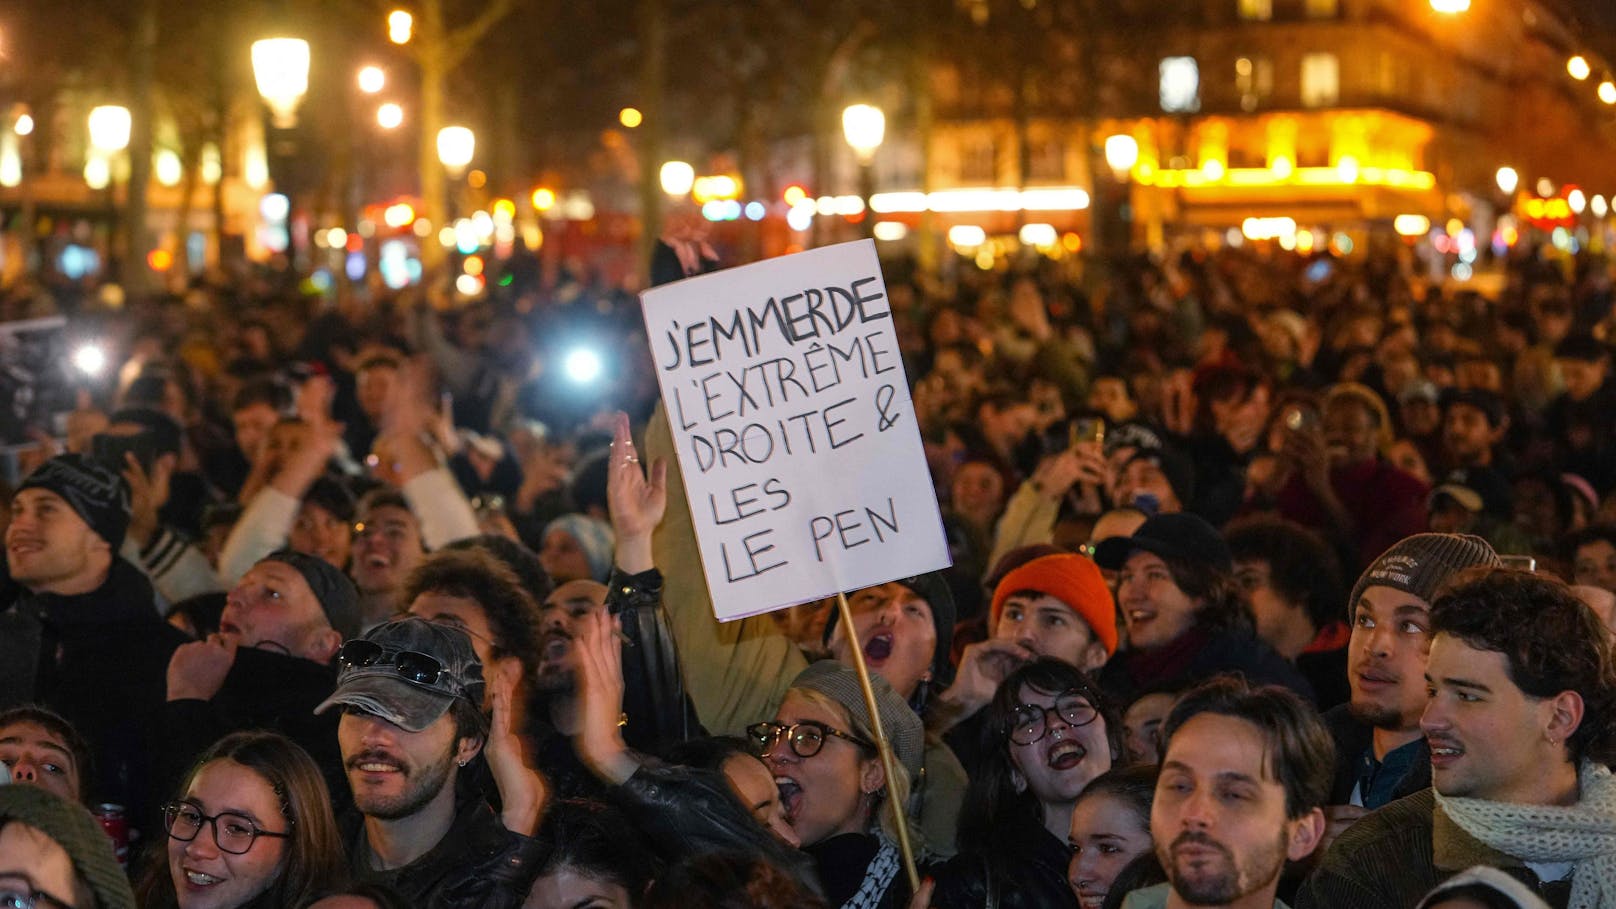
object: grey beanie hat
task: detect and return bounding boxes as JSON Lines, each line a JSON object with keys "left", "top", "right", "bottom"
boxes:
{"left": 1348, "top": 533, "right": 1502, "bottom": 614}
{"left": 790, "top": 660, "right": 924, "bottom": 782}
{"left": 0, "top": 785, "right": 136, "bottom": 909}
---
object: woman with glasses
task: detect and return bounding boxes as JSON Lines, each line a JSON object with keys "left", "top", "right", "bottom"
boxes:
{"left": 749, "top": 660, "right": 922, "bottom": 909}
{"left": 931, "top": 659, "right": 1122, "bottom": 909}
{"left": 137, "top": 730, "right": 346, "bottom": 909}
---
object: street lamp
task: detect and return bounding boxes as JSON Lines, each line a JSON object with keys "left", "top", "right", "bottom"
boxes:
{"left": 358, "top": 66, "right": 386, "bottom": 95}
{"left": 841, "top": 103, "right": 885, "bottom": 239}
{"left": 436, "top": 126, "right": 475, "bottom": 176}
{"left": 1429, "top": 0, "right": 1469, "bottom": 11}
{"left": 1496, "top": 167, "right": 1519, "bottom": 195}
{"left": 388, "top": 9, "right": 414, "bottom": 44}
{"left": 1104, "top": 134, "right": 1139, "bottom": 174}
{"left": 1569, "top": 56, "right": 1592, "bottom": 81}
{"left": 88, "top": 105, "right": 132, "bottom": 153}
{"left": 377, "top": 103, "right": 404, "bottom": 130}
{"left": 252, "top": 38, "right": 310, "bottom": 128}
{"left": 659, "top": 160, "right": 695, "bottom": 196}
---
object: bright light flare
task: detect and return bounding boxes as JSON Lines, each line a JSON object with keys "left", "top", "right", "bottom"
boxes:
{"left": 618, "top": 107, "right": 642, "bottom": 128}
{"left": 14, "top": 114, "right": 33, "bottom": 136}
{"left": 1569, "top": 56, "right": 1592, "bottom": 81}
{"left": 73, "top": 344, "right": 107, "bottom": 376}
{"left": 358, "top": 66, "right": 386, "bottom": 94}
{"left": 377, "top": 103, "right": 404, "bottom": 130}
{"left": 388, "top": 9, "right": 413, "bottom": 44}
{"left": 564, "top": 348, "right": 603, "bottom": 384}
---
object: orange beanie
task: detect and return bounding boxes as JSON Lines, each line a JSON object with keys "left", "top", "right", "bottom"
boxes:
{"left": 989, "top": 553, "right": 1118, "bottom": 655}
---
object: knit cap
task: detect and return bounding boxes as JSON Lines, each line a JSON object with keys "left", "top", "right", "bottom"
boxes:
{"left": 790, "top": 660, "right": 924, "bottom": 782}
{"left": 541, "top": 513, "right": 615, "bottom": 582}
{"left": 0, "top": 785, "right": 136, "bottom": 909}
{"left": 990, "top": 553, "right": 1118, "bottom": 655}
{"left": 1348, "top": 533, "right": 1502, "bottom": 613}
{"left": 17, "top": 454, "right": 131, "bottom": 549}
{"left": 819, "top": 572, "right": 958, "bottom": 687}
{"left": 260, "top": 549, "right": 362, "bottom": 640}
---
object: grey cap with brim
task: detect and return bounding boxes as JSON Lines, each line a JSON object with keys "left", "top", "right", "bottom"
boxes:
{"left": 314, "top": 669, "right": 458, "bottom": 733}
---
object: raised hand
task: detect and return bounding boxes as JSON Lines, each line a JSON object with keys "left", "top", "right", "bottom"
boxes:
{"left": 166, "top": 633, "right": 238, "bottom": 702}
{"left": 937, "top": 639, "right": 1034, "bottom": 728}
{"left": 485, "top": 670, "right": 546, "bottom": 836}
{"left": 123, "top": 452, "right": 174, "bottom": 548}
{"left": 574, "top": 610, "right": 636, "bottom": 785}
{"left": 606, "top": 411, "right": 666, "bottom": 573}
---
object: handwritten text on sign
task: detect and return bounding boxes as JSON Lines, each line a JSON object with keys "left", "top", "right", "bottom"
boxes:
{"left": 642, "top": 240, "right": 950, "bottom": 621}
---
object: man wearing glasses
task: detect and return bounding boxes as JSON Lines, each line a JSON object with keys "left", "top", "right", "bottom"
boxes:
{"left": 316, "top": 617, "right": 543, "bottom": 907}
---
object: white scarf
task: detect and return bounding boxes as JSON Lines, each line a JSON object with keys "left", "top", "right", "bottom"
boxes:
{"left": 1435, "top": 761, "right": 1616, "bottom": 909}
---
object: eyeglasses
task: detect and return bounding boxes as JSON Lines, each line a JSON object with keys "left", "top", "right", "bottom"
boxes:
{"left": 0, "top": 875, "right": 74, "bottom": 909}
{"left": 338, "top": 639, "right": 448, "bottom": 686}
{"left": 746, "top": 721, "right": 875, "bottom": 759}
{"left": 161, "top": 802, "right": 290, "bottom": 855}
{"left": 1007, "top": 690, "right": 1100, "bottom": 745}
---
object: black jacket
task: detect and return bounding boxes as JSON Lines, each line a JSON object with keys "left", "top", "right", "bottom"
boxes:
{"left": 0, "top": 557, "right": 188, "bottom": 826}
{"left": 1321, "top": 703, "right": 1429, "bottom": 807}
{"left": 158, "top": 648, "right": 344, "bottom": 804}
{"left": 347, "top": 794, "right": 543, "bottom": 909}
{"left": 1098, "top": 624, "right": 1315, "bottom": 706}
{"left": 929, "top": 817, "right": 1077, "bottom": 909}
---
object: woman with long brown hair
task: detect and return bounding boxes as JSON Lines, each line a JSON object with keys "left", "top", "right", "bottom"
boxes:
{"left": 137, "top": 730, "right": 346, "bottom": 909}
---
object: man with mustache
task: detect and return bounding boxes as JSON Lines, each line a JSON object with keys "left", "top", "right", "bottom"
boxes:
{"left": 316, "top": 617, "right": 542, "bottom": 907}
{"left": 1121, "top": 676, "right": 1332, "bottom": 909}
{"left": 1297, "top": 569, "right": 1616, "bottom": 909}
{"left": 1316, "top": 534, "right": 1499, "bottom": 853}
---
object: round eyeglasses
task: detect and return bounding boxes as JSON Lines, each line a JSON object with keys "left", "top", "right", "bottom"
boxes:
{"left": 1007, "top": 689, "right": 1099, "bottom": 745}
{"left": 161, "top": 802, "right": 290, "bottom": 855}
{"left": 747, "top": 721, "right": 875, "bottom": 759}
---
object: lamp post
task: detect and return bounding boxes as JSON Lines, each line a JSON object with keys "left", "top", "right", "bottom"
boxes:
{"left": 88, "top": 105, "right": 131, "bottom": 275}
{"left": 842, "top": 103, "right": 885, "bottom": 240}
{"left": 437, "top": 126, "right": 475, "bottom": 240}
{"left": 252, "top": 37, "right": 311, "bottom": 263}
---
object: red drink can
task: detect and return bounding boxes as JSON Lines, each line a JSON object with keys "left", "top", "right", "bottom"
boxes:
{"left": 93, "top": 803, "right": 129, "bottom": 866}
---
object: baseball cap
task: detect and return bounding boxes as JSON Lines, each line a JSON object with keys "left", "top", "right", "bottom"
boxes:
{"left": 1428, "top": 467, "right": 1512, "bottom": 521}
{"left": 315, "top": 618, "right": 485, "bottom": 733}
{"left": 1093, "top": 512, "right": 1232, "bottom": 573}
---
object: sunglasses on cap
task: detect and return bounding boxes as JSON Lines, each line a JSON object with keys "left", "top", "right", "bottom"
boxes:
{"left": 337, "top": 639, "right": 453, "bottom": 687}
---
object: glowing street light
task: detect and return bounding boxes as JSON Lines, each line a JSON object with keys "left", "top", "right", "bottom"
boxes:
{"left": 388, "top": 9, "right": 413, "bottom": 44}
{"left": 1496, "top": 167, "right": 1519, "bottom": 195}
{"left": 377, "top": 102, "right": 404, "bottom": 130}
{"left": 1569, "top": 56, "right": 1592, "bottom": 81}
{"left": 357, "top": 66, "right": 386, "bottom": 95}
{"left": 1429, "top": 0, "right": 1469, "bottom": 11}
{"left": 87, "top": 105, "right": 131, "bottom": 153}
{"left": 619, "top": 107, "right": 643, "bottom": 128}
{"left": 841, "top": 104, "right": 886, "bottom": 163}
{"left": 1600, "top": 80, "right": 1616, "bottom": 105}
{"left": 1104, "top": 134, "right": 1139, "bottom": 173}
{"left": 251, "top": 38, "right": 311, "bottom": 128}
{"left": 659, "top": 160, "right": 695, "bottom": 196}
{"left": 14, "top": 113, "right": 33, "bottom": 136}
{"left": 437, "top": 126, "right": 475, "bottom": 175}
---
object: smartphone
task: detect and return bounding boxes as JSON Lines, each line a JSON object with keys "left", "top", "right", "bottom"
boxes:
{"left": 1071, "top": 417, "right": 1106, "bottom": 449}
{"left": 1283, "top": 406, "right": 1319, "bottom": 434}
{"left": 91, "top": 431, "right": 157, "bottom": 473}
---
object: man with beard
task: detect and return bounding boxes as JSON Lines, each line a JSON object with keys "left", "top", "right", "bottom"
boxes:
{"left": 316, "top": 617, "right": 542, "bottom": 907}
{"left": 1297, "top": 570, "right": 1616, "bottom": 909}
{"left": 1121, "top": 676, "right": 1332, "bottom": 909}
{"left": 1316, "top": 534, "right": 1499, "bottom": 854}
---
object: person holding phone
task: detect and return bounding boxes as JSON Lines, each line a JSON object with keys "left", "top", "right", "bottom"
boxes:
{"left": 1270, "top": 383, "right": 1429, "bottom": 572}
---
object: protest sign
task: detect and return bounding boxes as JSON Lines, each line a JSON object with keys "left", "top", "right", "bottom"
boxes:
{"left": 641, "top": 240, "right": 950, "bottom": 622}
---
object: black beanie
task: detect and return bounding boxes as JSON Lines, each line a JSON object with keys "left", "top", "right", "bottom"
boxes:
{"left": 17, "top": 454, "right": 131, "bottom": 548}
{"left": 1348, "top": 533, "right": 1502, "bottom": 615}
{"left": 262, "top": 549, "right": 363, "bottom": 641}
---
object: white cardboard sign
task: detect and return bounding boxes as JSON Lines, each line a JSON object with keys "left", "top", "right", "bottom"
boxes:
{"left": 641, "top": 240, "right": 951, "bottom": 622}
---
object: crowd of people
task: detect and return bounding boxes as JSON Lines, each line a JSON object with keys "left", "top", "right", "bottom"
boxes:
{"left": 2, "top": 230, "right": 1615, "bottom": 909}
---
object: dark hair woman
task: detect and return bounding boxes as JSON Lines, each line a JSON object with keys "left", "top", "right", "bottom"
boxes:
{"left": 930, "top": 659, "right": 1124, "bottom": 909}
